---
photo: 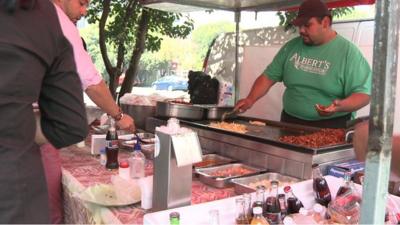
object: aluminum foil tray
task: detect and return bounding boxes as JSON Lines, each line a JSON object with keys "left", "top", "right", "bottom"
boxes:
{"left": 231, "top": 172, "right": 300, "bottom": 194}
{"left": 195, "top": 163, "right": 266, "bottom": 188}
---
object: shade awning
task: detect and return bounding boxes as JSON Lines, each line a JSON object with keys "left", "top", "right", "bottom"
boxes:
{"left": 139, "top": 0, "right": 375, "bottom": 13}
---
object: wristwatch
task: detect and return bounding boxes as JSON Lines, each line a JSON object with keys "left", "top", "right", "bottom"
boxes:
{"left": 112, "top": 108, "right": 124, "bottom": 121}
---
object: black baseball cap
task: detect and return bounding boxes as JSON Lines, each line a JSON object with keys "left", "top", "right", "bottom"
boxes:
{"left": 292, "top": 0, "right": 331, "bottom": 26}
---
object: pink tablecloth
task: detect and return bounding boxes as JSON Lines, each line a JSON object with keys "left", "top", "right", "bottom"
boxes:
{"left": 60, "top": 145, "right": 236, "bottom": 224}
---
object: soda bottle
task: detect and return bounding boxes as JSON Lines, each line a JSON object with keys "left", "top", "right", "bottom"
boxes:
{"left": 252, "top": 185, "right": 266, "bottom": 217}
{"left": 336, "top": 170, "right": 353, "bottom": 197}
{"left": 278, "top": 194, "right": 287, "bottom": 219}
{"left": 105, "top": 118, "right": 119, "bottom": 169}
{"left": 312, "top": 164, "right": 331, "bottom": 207}
{"left": 265, "top": 180, "right": 281, "bottom": 224}
{"left": 129, "top": 142, "right": 145, "bottom": 179}
{"left": 284, "top": 186, "right": 303, "bottom": 214}
{"left": 250, "top": 207, "right": 270, "bottom": 225}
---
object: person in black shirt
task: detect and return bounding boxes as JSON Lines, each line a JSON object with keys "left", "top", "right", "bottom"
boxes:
{"left": 0, "top": 0, "right": 88, "bottom": 223}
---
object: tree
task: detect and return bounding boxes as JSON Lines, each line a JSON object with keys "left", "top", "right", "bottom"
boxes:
{"left": 86, "top": 0, "right": 194, "bottom": 99}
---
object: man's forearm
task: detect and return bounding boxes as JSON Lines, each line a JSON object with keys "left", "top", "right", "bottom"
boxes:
{"left": 336, "top": 93, "right": 370, "bottom": 112}
{"left": 85, "top": 80, "right": 120, "bottom": 117}
{"left": 247, "top": 75, "right": 276, "bottom": 104}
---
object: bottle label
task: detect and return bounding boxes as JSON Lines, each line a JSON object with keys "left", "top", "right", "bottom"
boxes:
{"left": 106, "top": 140, "right": 118, "bottom": 149}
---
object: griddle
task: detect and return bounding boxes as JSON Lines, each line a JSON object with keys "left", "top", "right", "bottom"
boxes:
{"left": 179, "top": 117, "right": 352, "bottom": 154}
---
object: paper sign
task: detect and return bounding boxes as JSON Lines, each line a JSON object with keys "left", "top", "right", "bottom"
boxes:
{"left": 171, "top": 132, "right": 202, "bottom": 167}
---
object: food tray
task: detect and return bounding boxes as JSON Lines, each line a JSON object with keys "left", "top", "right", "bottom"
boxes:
{"left": 231, "top": 172, "right": 300, "bottom": 194}
{"left": 195, "top": 163, "right": 265, "bottom": 188}
{"left": 193, "top": 154, "right": 236, "bottom": 169}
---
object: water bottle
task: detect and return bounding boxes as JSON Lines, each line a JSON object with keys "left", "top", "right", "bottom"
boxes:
{"left": 129, "top": 142, "right": 145, "bottom": 179}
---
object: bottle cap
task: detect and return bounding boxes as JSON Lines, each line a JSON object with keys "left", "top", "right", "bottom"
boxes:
{"left": 169, "top": 211, "right": 180, "bottom": 220}
{"left": 253, "top": 206, "right": 263, "bottom": 214}
{"left": 283, "top": 186, "right": 292, "bottom": 193}
{"left": 119, "top": 161, "right": 129, "bottom": 168}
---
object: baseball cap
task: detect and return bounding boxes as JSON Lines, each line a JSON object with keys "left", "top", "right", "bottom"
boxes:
{"left": 291, "top": 0, "right": 331, "bottom": 26}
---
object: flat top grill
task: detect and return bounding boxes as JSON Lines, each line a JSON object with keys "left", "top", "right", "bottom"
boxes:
{"left": 180, "top": 117, "right": 352, "bottom": 154}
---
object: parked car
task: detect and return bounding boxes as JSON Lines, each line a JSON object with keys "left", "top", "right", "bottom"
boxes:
{"left": 152, "top": 75, "right": 188, "bottom": 91}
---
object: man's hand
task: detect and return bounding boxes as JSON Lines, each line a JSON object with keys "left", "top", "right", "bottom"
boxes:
{"left": 315, "top": 99, "right": 341, "bottom": 116}
{"left": 234, "top": 98, "right": 255, "bottom": 113}
{"left": 116, "top": 114, "right": 135, "bottom": 132}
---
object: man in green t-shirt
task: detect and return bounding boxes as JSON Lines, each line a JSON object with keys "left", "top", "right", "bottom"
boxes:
{"left": 234, "top": 0, "right": 371, "bottom": 128}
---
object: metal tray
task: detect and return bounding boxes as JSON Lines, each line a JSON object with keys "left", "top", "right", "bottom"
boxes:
{"left": 195, "top": 104, "right": 237, "bottom": 120}
{"left": 231, "top": 172, "right": 300, "bottom": 194}
{"left": 195, "top": 163, "right": 266, "bottom": 188}
{"left": 156, "top": 101, "right": 205, "bottom": 120}
{"left": 193, "top": 154, "right": 236, "bottom": 169}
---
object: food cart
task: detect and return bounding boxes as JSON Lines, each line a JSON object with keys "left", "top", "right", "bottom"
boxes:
{"left": 139, "top": 0, "right": 399, "bottom": 224}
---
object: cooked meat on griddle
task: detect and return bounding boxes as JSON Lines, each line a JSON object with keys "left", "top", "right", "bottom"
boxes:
{"left": 279, "top": 128, "right": 345, "bottom": 148}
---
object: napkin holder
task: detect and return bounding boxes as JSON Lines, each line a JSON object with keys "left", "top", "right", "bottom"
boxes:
{"left": 152, "top": 131, "right": 201, "bottom": 211}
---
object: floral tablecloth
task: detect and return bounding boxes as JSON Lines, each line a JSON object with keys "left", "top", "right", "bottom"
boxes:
{"left": 60, "top": 145, "right": 235, "bottom": 224}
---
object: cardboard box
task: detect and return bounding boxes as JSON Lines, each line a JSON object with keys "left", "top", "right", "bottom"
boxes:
{"left": 327, "top": 159, "right": 365, "bottom": 179}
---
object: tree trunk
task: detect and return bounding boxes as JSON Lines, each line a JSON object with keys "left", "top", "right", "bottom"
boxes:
{"left": 119, "top": 9, "right": 150, "bottom": 100}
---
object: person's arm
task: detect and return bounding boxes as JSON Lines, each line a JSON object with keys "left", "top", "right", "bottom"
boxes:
{"left": 85, "top": 80, "right": 135, "bottom": 131}
{"left": 234, "top": 75, "right": 276, "bottom": 112}
{"left": 316, "top": 93, "right": 370, "bottom": 116}
{"left": 53, "top": 3, "right": 135, "bottom": 131}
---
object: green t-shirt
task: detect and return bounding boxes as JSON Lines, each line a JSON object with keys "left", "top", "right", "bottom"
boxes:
{"left": 264, "top": 35, "right": 371, "bottom": 121}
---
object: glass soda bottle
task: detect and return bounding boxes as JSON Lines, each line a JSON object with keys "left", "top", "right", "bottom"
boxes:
{"left": 129, "top": 142, "right": 145, "bottom": 179}
{"left": 252, "top": 185, "right": 266, "bottom": 217}
{"left": 105, "top": 118, "right": 119, "bottom": 169}
{"left": 251, "top": 207, "right": 270, "bottom": 225}
{"left": 265, "top": 180, "right": 281, "bottom": 224}
{"left": 312, "top": 164, "right": 331, "bottom": 207}
{"left": 278, "top": 194, "right": 287, "bottom": 219}
{"left": 336, "top": 170, "right": 353, "bottom": 197}
{"left": 284, "top": 186, "right": 303, "bottom": 214}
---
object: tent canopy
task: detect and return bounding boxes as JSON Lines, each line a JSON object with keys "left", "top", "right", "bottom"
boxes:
{"left": 139, "top": 0, "right": 375, "bottom": 13}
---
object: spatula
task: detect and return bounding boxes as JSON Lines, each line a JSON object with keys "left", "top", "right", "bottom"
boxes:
{"left": 221, "top": 108, "right": 238, "bottom": 121}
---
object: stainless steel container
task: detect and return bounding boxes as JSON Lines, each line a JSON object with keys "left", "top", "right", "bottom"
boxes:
{"left": 231, "top": 172, "right": 300, "bottom": 194}
{"left": 202, "top": 105, "right": 237, "bottom": 120}
{"left": 120, "top": 104, "right": 156, "bottom": 129}
{"left": 195, "top": 163, "right": 265, "bottom": 188}
{"left": 156, "top": 101, "right": 204, "bottom": 120}
{"left": 193, "top": 154, "right": 236, "bottom": 169}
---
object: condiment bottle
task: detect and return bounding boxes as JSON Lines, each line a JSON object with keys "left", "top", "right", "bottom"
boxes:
{"left": 105, "top": 118, "right": 119, "bottom": 169}
{"left": 251, "top": 207, "right": 270, "bottom": 225}
{"left": 284, "top": 186, "right": 303, "bottom": 214}
{"left": 118, "top": 160, "right": 130, "bottom": 180}
{"left": 129, "top": 142, "right": 145, "bottom": 179}
{"left": 235, "top": 197, "right": 250, "bottom": 225}
{"left": 312, "top": 164, "right": 331, "bottom": 207}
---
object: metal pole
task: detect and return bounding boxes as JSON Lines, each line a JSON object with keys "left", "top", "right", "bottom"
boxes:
{"left": 360, "top": 0, "right": 399, "bottom": 224}
{"left": 234, "top": 11, "right": 241, "bottom": 104}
